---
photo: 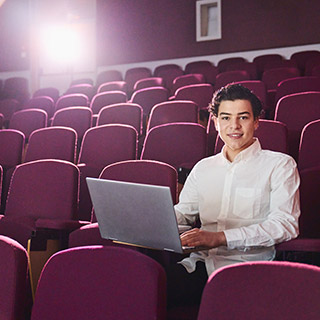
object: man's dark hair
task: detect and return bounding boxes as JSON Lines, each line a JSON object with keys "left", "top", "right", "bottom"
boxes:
{"left": 208, "top": 83, "right": 263, "bottom": 119}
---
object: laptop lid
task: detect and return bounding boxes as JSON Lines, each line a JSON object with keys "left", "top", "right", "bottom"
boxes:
{"left": 86, "top": 177, "right": 187, "bottom": 253}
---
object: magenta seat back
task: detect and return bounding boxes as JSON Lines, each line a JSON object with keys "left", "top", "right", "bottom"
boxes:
{"left": 225, "top": 62, "right": 258, "bottom": 80}
{"left": 141, "top": 123, "right": 207, "bottom": 169}
{"left": 253, "top": 54, "right": 283, "bottom": 77}
{"left": 217, "top": 57, "right": 246, "bottom": 73}
{"left": 96, "top": 70, "right": 123, "bottom": 87}
{"left": 147, "top": 100, "right": 199, "bottom": 132}
{"left": 33, "top": 87, "right": 60, "bottom": 102}
{"left": 5, "top": 159, "right": 79, "bottom": 221}
{"left": 174, "top": 83, "right": 214, "bottom": 111}
{"left": 299, "top": 167, "right": 320, "bottom": 239}
{"left": 31, "top": 246, "right": 166, "bottom": 320}
{"left": 172, "top": 73, "right": 205, "bottom": 94}
{"left": 0, "top": 98, "right": 20, "bottom": 122}
{"left": 51, "top": 106, "right": 92, "bottom": 140}
{"left": 78, "top": 124, "right": 138, "bottom": 170}
{"left": 290, "top": 50, "right": 320, "bottom": 74}
{"left": 153, "top": 64, "right": 184, "bottom": 92}
{"left": 0, "top": 129, "right": 25, "bottom": 169}
{"left": 185, "top": 61, "right": 218, "bottom": 84}
{"left": 101, "top": 160, "right": 178, "bottom": 204}
{"left": 214, "top": 70, "right": 251, "bottom": 91}
{"left": 25, "top": 127, "right": 77, "bottom": 163}
{"left": 130, "top": 87, "right": 169, "bottom": 116}
{"left": 0, "top": 235, "right": 28, "bottom": 320}
{"left": 90, "top": 91, "right": 127, "bottom": 115}
{"left": 124, "top": 67, "right": 152, "bottom": 96}
{"left": 23, "top": 96, "right": 55, "bottom": 118}
{"left": 298, "top": 120, "right": 320, "bottom": 171}
{"left": 262, "top": 67, "right": 300, "bottom": 91}
{"left": 9, "top": 109, "right": 47, "bottom": 140}
{"left": 275, "top": 76, "right": 320, "bottom": 104}
{"left": 274, "top": 92, "right": 320, "bottom": 161}
{"left": 55, "top": 93, "right": 89, "bottom": 113}
{"left": 64, "top": 84, "right": 95, "bottom": 101}
{"left": 97, "top": 103, "right": 143, "bottom": 136}
{"left": 97, "top": 81, "right": 127, "bottom": 94}
{"left": 133, "top": 77, "right": 165, "bottom": 92}
{"left": 198, "top": 261, "right": 320, "bottom": 320}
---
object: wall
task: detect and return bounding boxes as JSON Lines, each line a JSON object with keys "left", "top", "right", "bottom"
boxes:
{"left": 96, "top": 0, "right": 320, "bottom": 66}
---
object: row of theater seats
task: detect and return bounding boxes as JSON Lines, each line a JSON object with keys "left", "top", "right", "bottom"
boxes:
{"left": 2, "top": 234, "right": 320, "bottom": 320}
{"left": 1, "top": 49, "right": 320, "bottom": 126}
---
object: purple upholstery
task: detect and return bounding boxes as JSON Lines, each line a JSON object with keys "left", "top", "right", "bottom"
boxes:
{"left": 290, "top": 50, "right": 320, "bottom": 75}
{"left": 130, "top": 86, "right": 169, "bottom": 116}
{"left": 298, "top": 119, "right": 320, "bottom": 170}
{"left": 133, "top": 77, "right": 165, "bottom": 92}
{"left": 68, "top": 159, "right": 178, "bottom": 248}
{"left": 33, "top": 87, "right": 60, "bottom": 103}
{"left": 124, "top": 67, "right": 152, "bottom": 96}
{"left": 0, "top": 98, "right": 20, "bottom": 124}
{"left": 31, "top": 246, "right": 167, "bottom": 320}
{"left": 225, "top": 61, "right": 258, "bottom": 80}
{"left": 0, "top": 129, "right": 25, "bottom": 213}
{"left": 171, "top": 74, "right": 205, "bottom": 95}
{"left": 64, "top": 84, "right": 95, "bottom": 101}
{"left": 274, "top": 92, "right": 320, "bottom": 161}
{"left": 274, "top": 76, "right": 320, "bottom": 105}
{"left": 304, "top": 56, "right": 320, "bottom": 76}
{"left": 9, "top": 109, "right": 47, "bottom": 140}
{"left": 141, "top": 123, "right": 207, "bottom": 170}
{"left": 77, "top": 124, "right": 138, "bottom": 221}
{"left": 90, "top": 91, "right": 127, "bottom": 115}
{"left": 70, "top": 78, "right": 94, "bottom": 86}
{"left": 147, "top": 100, "right": 199, "bottom": 132}
{"left": 97, "top": 103, "right": 143, "bottom": 136}
{"left": 0, "top": 159, "right": 82, "bottom": 247}
{"left": 215, "top": 119, "right": 288, "bottom": 155}
{"left": 96, "top": 70, "right": 123, "bottom": 88}
{"left": 51, "top": 106, "right": 92, "bottom": 141}
{"left": 253, "top": 54, "right": 284, "bottom": 78}
{"left": 0, "top": 113, "right": 3, "bottom": 129}
{"left": 198, "top": 261, "right": 320, "bottom": 320}
{"left": 217, "top": 57, "right": 246, "bottom": 73}
{"left": 153, "top": 64, "right": 184, "bottom": 92}
{"left": 97, "top": 81, "right": 127, "bottom": 94}
{"left": 23, "top": 96, "right": 55, "bottom": 119}
{"left": 54, "top": 93, "right": 89, "bottom": 113}
{"left": 214, "top": 70, "right": 251, "bottom": 91}
{"left": 25, "top": 127, "right": 77, "bottom": 163}
{"left": 0, "top": 165, "right": 2, "bottom": 205}
{"left": 276, "top": 166, "right": 320, "bottom": 253}
{"left": 173, "top": 83, "right": 214, "bottom": 111}
{"left": 0, "top": 235, "right": 29, "bottom": 320}
{"left": 2, "top": 77, "right": 29, "bottom": 104}
{"left": 185, "top": 60, "right": 218, "bottom": 84}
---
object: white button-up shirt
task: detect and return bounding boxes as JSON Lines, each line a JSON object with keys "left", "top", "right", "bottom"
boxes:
{"left": 174, "top": 139, "right": 300, "bottom": 275}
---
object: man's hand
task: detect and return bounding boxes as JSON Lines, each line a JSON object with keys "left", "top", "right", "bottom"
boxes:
{"left": 180, "top": 228, "right": 227, "bottom": 248}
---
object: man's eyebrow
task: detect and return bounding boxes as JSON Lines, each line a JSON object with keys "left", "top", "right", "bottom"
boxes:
{"left": 218, "top": 111, "right": 251, "bottom": 116}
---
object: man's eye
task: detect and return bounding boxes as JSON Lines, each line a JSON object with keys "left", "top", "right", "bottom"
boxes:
{"left": 240, "top": 116, "right": 248, "bottom": 120}
{"left": 221, "top": 116, "right": 229, "bottom": 120}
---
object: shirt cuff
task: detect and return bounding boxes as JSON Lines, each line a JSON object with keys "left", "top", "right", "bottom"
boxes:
{"left": 223, "top": 228, "right": 245, "bottom": 249}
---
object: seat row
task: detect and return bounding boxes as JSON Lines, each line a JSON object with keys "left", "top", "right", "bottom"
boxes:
{"left": 2, "top": 233, "right": 319, "bottom": 320}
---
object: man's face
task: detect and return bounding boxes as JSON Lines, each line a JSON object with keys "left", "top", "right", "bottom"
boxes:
{"left": 213, "top": 99, "right": 259, "bottom": 161}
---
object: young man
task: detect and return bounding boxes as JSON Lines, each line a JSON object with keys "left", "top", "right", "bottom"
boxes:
{"left": 168, "top": 83, "right": 300, "bottom": 307}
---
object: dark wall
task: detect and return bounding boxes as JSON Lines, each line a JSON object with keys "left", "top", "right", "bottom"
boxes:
{"left": 96, "top": 0, "right": 320, "bottom": 66}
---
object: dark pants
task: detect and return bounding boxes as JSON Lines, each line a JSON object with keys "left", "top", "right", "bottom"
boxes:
{"left": 166, "top": 261, "right": 208, "bottom": 309}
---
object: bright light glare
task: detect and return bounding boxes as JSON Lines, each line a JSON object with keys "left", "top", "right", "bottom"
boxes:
{"left": 40, "top": 24, "right": 83, "bottom": 67}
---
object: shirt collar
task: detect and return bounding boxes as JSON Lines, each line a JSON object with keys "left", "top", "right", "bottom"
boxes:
{"left": 222, "top": 138, "right": 261, "bottom": 163}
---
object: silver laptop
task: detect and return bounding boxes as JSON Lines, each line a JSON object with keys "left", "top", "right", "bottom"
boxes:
{"left": 86, "top": 177, "right": 208, "bottom": 254}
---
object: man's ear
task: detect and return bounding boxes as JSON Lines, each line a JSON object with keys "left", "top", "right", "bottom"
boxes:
{"left": 254, "top": 117, "right": 259, "bottom": 131}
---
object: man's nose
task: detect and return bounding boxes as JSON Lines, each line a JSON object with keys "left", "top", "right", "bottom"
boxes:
{"left": 230, "top": 118, "right": 241, "bottom": 129}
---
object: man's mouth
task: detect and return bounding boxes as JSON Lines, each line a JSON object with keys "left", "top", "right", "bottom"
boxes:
{"left": 227, "top": 133, "right": 243, "bottom": 138}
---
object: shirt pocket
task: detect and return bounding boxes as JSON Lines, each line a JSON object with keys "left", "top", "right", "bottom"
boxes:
{"left": 233, "top": 188, "right": 262, "bottom": 219}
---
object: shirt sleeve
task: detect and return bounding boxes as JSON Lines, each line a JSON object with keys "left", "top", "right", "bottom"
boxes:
{"left": 174, "top": 165, "right": 200, "bottom": 225}
{"left": 224, "top": 156, "right": 300, "bottom": 250}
